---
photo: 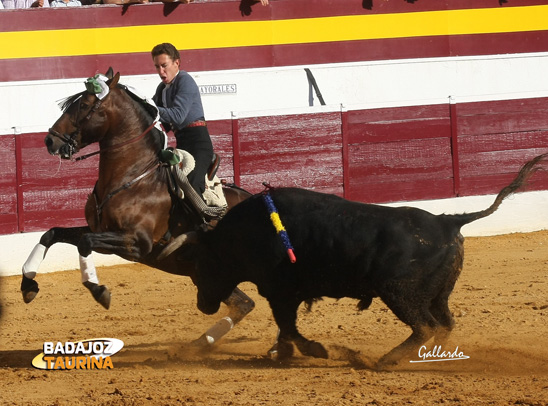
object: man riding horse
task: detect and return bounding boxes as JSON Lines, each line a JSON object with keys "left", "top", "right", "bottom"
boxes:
{"left": 21, "top": 64, "right": 255, "bottom": 348}
{"left": 151, "top": 42, "right": 220, "bottom": 221}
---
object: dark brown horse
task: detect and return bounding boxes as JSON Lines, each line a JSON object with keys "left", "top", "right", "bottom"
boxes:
{"left": 21, "top": 69, "right": 254, "bottom": 346}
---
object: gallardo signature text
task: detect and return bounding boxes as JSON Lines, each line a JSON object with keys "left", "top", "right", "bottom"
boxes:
{"left": 409, "top": 345, "right": 470, "bottom": 363}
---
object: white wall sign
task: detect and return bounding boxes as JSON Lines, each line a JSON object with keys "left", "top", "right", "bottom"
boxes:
{"left": 199, "top": 84, "right": 237, "bottom": 95}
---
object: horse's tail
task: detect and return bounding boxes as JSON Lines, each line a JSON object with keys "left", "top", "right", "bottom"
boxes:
{"left": 449, "top": 152, "right": 548, "bottom": 227}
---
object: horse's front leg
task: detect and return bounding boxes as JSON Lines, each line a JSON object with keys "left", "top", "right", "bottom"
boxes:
{"left": 22, "top": 226, "right": 89, "bottom": 303}
{"left": 21, "top": 226, "right": 111, "bottom": 309}
{"left": 23, "top": 226, "right": 90, "bottom": 278}
{"left": 77, "top": 230, "right": 150, "bottom": 261}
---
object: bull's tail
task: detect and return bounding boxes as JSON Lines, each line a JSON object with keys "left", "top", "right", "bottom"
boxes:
{"left": 451, "top": 152, "right": 548, "bottom": 227}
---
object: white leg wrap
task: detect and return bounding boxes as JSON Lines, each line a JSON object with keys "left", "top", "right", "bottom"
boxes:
{"left": 79, "top": 254, "right": 99, "bottom": 284}
{"left": 22, "top": 243, "right": 47, "bottom": 279}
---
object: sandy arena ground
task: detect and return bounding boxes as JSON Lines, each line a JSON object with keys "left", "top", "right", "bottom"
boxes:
{"left": 0, "top": 231, "right": 547, "bottom": 405}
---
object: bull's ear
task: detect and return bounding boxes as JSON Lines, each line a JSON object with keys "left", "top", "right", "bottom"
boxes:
{"left": 108, "top": 72, "right": 120, "bottom": 89}
{"left": 105, "top": 67, "right": 114, "bottom": 79}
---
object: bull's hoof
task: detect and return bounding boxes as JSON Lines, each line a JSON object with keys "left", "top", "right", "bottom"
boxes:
{"left": 21, "top": 275, "right": 39, "bottom": 304}
{"left": 83, "top": 281, "right": 111, "bottom": 310}
{"left": 301, "top": 341, "right": 328, "bottom": 359}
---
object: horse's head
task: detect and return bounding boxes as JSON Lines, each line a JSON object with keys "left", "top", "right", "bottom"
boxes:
{"left": 45, "top": 68, "right": 120, "bottom": 159}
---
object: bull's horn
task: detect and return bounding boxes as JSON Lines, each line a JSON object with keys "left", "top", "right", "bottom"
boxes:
{"left": 157, "top": 231, "right": 198, "bottom": 261}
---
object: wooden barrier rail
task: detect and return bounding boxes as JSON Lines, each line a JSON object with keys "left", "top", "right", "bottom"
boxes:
{"left": 2, "top": 96, "right": 548, "bottom": 235}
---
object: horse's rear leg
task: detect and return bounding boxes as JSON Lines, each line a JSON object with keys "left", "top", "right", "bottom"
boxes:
{"left": 193, "top": 287, "right": 255, "bottom": 346}
{"left": 226, "top": 287, "right": 255, "bottom": 324}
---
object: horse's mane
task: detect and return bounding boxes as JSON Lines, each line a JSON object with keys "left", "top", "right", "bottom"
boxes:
{"left": 121, "top": 85, "right": 166, "bottom": 151}
{"left": 57, "top": 85, "right": 165, "bottom": 151}
{"left": 124, "top": 86, "right": 159, "bottom": 120}
{"left": 58, "top": 91, "right": 86, "bottom": 113}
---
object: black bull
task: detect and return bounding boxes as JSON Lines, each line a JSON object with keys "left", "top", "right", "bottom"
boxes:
{"left": 174, "top": 153, "right": 547, "bottom": 367}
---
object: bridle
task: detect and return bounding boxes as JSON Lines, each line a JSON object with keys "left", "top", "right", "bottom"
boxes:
{"left": 48, "top": 127, "right": 79, "bottom": 159}
{"left": 49, "top": 80, "right": 164, "bottom": 221}
{"left": 48, "top": 86, "right": 157, "bottom": 161}
{"left": 47, "top": 92, "right": 105, "bottom": 160}
{"left": 73, "top": 120, "right": 157, "bottom": 162}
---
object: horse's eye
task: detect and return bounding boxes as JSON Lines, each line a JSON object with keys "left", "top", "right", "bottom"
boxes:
{"left": 81, "top": 102, "right": 90, "bottom": 110}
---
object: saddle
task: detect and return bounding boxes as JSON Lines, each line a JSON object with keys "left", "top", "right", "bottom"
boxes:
{"left": 208, "top": 153, "right": 221, "bottom": 181}
{"left": 162, "top": 149, "right": 228, "bottom": 221}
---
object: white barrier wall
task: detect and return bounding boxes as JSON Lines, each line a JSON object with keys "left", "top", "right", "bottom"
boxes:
{"left": 3, "top": 53, "right": 548, "bottom": 135}
{"left": 1, "top": 190, "right": 547, "bottom": 277}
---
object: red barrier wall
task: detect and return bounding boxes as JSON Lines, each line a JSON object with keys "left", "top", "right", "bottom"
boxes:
{"left": 2, "top": 96, "right": 548, "bottom": 234}
{"left": 456, "top": 98, "right": 548, "bottom": 195}
{"left": 0, "top": 134, "right": 17, "bottom": 235}
{"left": 235, "top": 112, "right": 344, "bottom": 195}
{"left": 346, "top": 104, "right": 454, "bottom": 203}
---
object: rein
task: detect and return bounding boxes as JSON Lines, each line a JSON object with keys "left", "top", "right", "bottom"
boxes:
{"left": 51, "top": 78, "right": 160, "bottom": 162}
{"left": 47, "top": 94, "right": 106, "bottom": 159}
{"left": 74, "top": 120, "right": 158, "bottom": 162}
{"left": 65, "top": 83, "right": 163, "bottom": 219}
{"left": 54, "top": 78, "right": 168, "bottom": 222}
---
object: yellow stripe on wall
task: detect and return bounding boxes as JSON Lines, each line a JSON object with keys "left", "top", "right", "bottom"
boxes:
{"left": 2, "top": 5, "right": 548, "bottom": 60}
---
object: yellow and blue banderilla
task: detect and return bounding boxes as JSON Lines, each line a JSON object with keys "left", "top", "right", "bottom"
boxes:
{"left": 262, "top": 192, "right": 297, "bottom": 263}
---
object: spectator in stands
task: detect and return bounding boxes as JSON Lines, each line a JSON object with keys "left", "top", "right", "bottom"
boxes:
{"left": 2, "top": 0, "right": 49, "bottom": 7}
{"left": 101, "top": 0, "right": 234, "bottom": 4}
{"left": 100, "top": 0, "right": 265, "bottom": 4}
{"left": 102, "top": 0, "right": 149, "bottom": 4}
{"left": 50, "top": 0, "right": 81, "bottom": 5}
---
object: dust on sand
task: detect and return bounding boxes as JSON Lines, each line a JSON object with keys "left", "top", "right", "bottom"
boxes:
{"left": 0, "top": 231, "right": 547, "bottom": 405}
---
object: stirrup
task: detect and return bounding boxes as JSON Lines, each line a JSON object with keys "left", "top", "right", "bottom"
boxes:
{"left": 179, "top": 177, "right": 227, "bottom": 221}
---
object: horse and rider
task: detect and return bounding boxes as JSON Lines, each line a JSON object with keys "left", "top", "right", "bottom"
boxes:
{"left": 20, "top": 43, "right": 255, "bottom": 347}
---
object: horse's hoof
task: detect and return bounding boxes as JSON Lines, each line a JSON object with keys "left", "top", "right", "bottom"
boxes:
{"left": 83, "top": 282, "right": 111, "bottom": 310}
{"left": 95, "top": 286, "right": 111, "bottom": 310}
{"left": 376, "top": 355, "right": 399, "bottom": 371}
{"left": 268, "top": 340, "right": 293, "bottom": 361}
{"left": 190, "top": 334, "right": 214, "bottom": 350}
{"left": 21, "top": 275, "right": 39, "bottom": 304}
{"left": 267, "top": 348, "right": 279, "bottom": 360}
